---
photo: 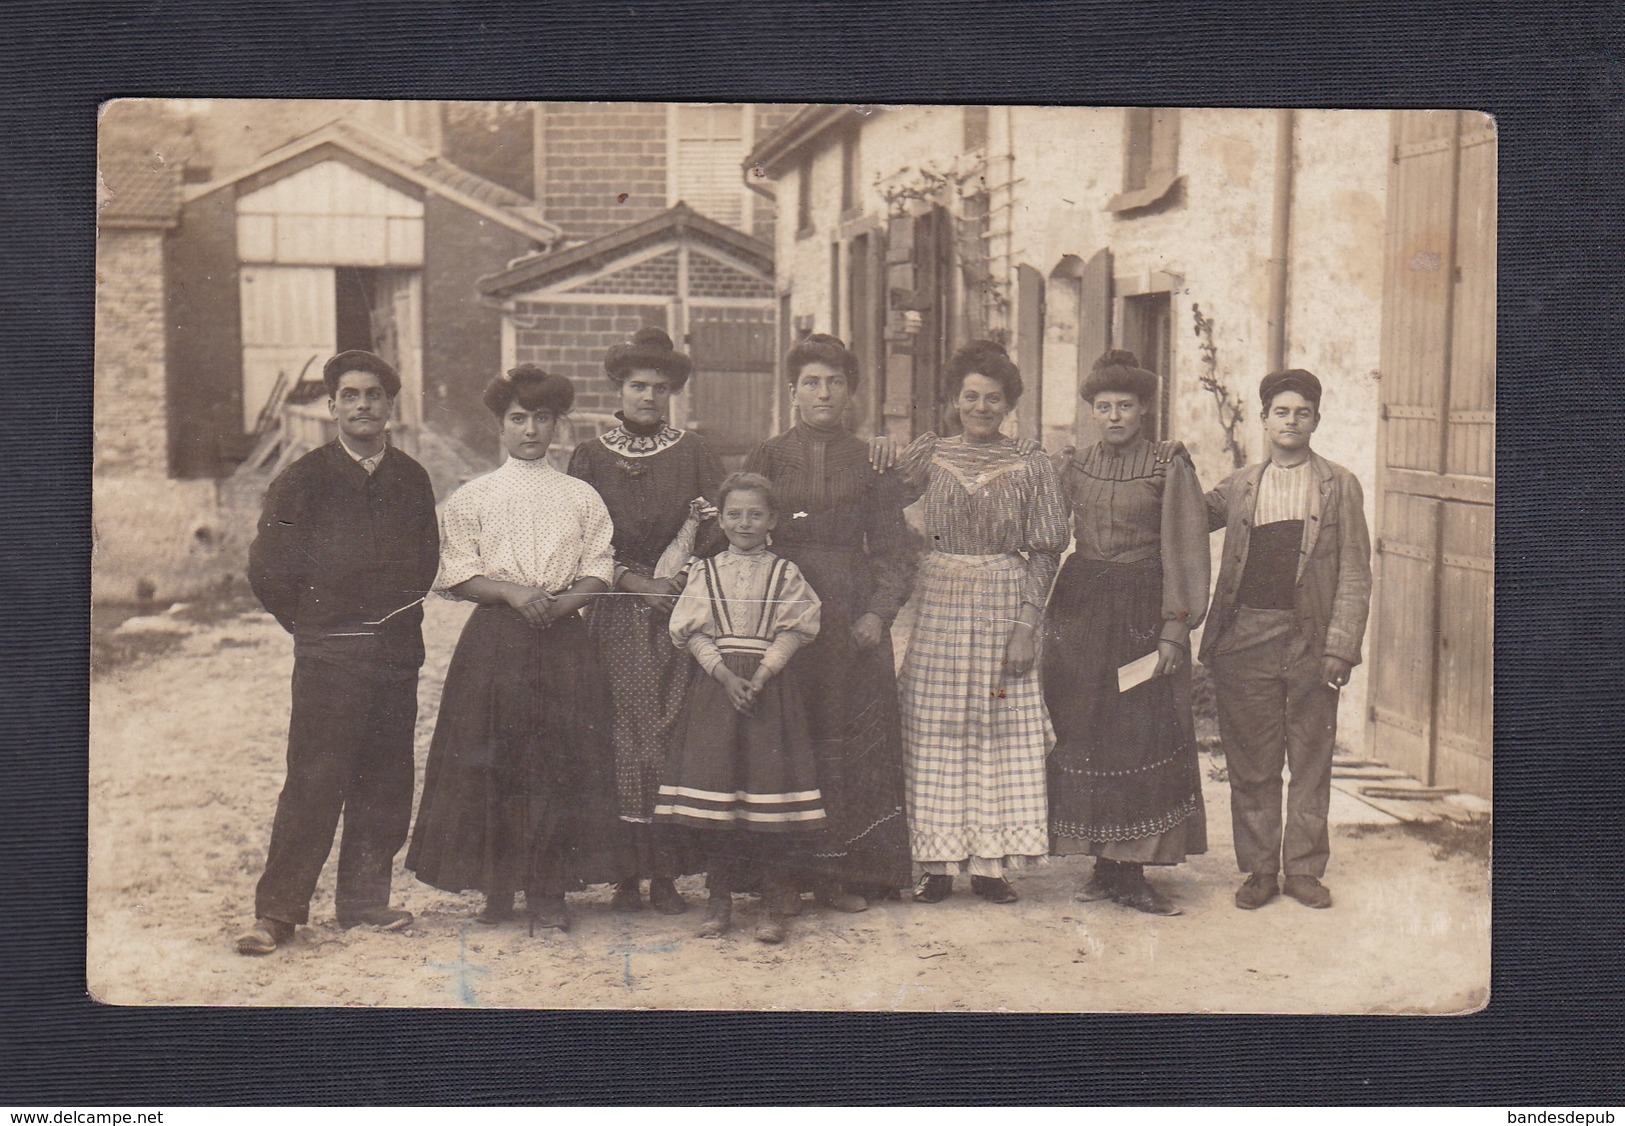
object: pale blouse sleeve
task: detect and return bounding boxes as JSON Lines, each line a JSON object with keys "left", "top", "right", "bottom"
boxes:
{"left": 760, "top": 560, "right": 822, "bottom": 675}
{"left": 1159, "top": 452, "right": 1212, "bottom": 644}
{"left": 1020, "top": 451, "right": 1070, "bottom": 609}
{"left": 575, "top": 485, "right": 617, "bottom": 588}
{"left": 669, "top": 571, "right": 723, "bottom": 675}
{"left": 433, "top": 482, "right": 487, "bottom": 595}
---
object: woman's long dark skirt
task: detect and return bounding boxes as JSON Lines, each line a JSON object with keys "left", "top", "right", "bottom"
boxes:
{"left": 406, "top": 605, "right": 620, "bottom": 898}
{"left": 775, "top": 542, "right": 913, "bottom": 897}
{"left": 1042, "top": 555, "right": 1206, "bottom": 864}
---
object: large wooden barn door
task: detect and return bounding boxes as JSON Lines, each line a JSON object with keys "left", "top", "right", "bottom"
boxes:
{"left": 239, "top": 265, "right": 336, "bottom": 432}
{"left": 1368, "top": 110, "right": 1496, "bottom": 798}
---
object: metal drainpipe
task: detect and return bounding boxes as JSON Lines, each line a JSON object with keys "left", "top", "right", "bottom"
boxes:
{"left": 1266, "top": 108, "right": 1296, "bottom": 373}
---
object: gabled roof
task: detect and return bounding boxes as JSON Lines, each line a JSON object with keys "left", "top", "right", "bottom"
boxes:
{"left": 99, "top": 155, "right": 182, "bottom": 229}
{"left": 745, "top": 104, "right": 865, "bottom": 178}
{"left": 478, "top": 203, "right": 773, "bottom": 299}
{"left": 182, "top": 119, "right": 561, "bottom": 247}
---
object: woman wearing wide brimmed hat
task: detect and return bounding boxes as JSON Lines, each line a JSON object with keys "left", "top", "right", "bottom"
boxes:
{"left": 566, "top": 326, "right": 724, "bottom": 916}
{"left": 1042, "top": 350, "right": 1211, "bottom": 916}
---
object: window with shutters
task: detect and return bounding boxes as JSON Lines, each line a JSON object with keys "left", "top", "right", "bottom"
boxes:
{"left": 1109, "top": 107, "right": 1182, "bottom": 213}
{"left": 670, "top": 104, "right": 751, "bottom": 229}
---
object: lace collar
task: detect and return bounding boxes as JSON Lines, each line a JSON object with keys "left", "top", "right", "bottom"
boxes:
{"left": 599, "top": 422, "right": 685, "bottom": 458}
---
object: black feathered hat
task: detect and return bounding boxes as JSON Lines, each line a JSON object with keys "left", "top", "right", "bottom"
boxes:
{"left": 603, "top": 327, "right": 694, "bottom": 389}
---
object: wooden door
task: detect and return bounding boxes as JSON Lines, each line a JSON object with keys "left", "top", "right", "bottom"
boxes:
{"left": 1368, "top": 110, "right": 1495, "bottom": 797}
{"left": 239, "top": 264, "right": 335, "bottom": 433}
{"left": 686, "top": 305, "right": 778, "bottom": 462}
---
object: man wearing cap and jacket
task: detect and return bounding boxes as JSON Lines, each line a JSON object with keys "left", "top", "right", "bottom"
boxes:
{"left": 1201, "top": 369, "right": 1372, "bottom": 911}
{"left": 236, "top": 351, "right": 440, "bottom": 955}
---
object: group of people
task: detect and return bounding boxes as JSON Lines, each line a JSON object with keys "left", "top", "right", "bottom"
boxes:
{"left": 235, "top": 325, "right": 1371, "bottom": 957}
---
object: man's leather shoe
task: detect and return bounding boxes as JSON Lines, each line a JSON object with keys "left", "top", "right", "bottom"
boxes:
{"left": 610, "top": 880, "right": 643, "bottom": 913}
{"left": 1282, "top": 875, "right": 1333, "bottom": 909}
{"left": 235, "top": 917, "right": 295, "bottom": 955}
{"left": 337, "top": 907, "right": 413, "bottom": 931}
{"left": 648, "top": 877, "right": 687, "bottom": 915}
{"left": 912, "top": 874, "right": 954, "bottom": 903}
{"left": 970, "top": 875, "right": 1019, "bottom": 904}
{"left": 1234, "top": 873, "right": 1279, "bottom": 910}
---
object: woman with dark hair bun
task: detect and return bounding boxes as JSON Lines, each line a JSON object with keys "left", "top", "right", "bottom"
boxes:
{"left": 566, "top": 326, "right": 723, "bottom": 916}
{"left": 739, "top": 333, "right": 917, "bottom": 912}
{"left": 1043, "top": 349, "right": 1211, "bottom": 915}
{"left": 890, "top": 340, "right": 1069, "bottom": 905}
{"left": 407, "top": 365, "right": 618, "bottom": 934}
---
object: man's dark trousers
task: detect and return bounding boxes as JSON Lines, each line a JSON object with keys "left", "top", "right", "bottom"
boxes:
{"left": 255, "top": 653, "right": 417, "bottom": 925}
{"left": 1210, "top": 608, "right": 1339, "bottom": 880}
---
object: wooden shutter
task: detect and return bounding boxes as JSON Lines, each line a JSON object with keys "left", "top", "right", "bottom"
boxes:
{"left": 1072, "top": 248, "right": 1113, "bottom": 450}
{"left": 1368, "top": 110, "right": 1495, "bottom": 797}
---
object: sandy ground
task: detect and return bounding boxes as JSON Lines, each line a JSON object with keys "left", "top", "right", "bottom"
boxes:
{"left": 88, "top": 595, "right": 1490, "bottom": 1013}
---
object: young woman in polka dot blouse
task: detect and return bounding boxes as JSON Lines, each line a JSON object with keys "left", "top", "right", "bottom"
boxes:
{"left": 406, "top": 365, "right": 620, "bottom": 935}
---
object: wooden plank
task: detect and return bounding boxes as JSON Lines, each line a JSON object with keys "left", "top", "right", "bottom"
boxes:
{"left": 1367, "top": 491, "right": 1440, "bottom": 782}
{"left": 1447, "top": 116, "right": 1496, "bottom": 481}
{"left": 1381, "top": 467, "right": 1494, "bottom": 506}
{"left": 1433, "top": 501, "right": 1493, "bottom": 785}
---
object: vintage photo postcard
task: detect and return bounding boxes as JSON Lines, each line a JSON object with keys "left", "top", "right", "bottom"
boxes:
{"left": 90, "top": 99, "right": 1492, "bottom": 1011}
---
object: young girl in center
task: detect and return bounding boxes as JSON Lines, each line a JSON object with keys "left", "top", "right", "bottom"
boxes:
{"left": 655, "top": 473, "right": 823, "bottom": 944}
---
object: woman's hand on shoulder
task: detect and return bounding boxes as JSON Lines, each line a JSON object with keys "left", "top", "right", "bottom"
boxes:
{"left": 1155, "top": 439, "right": 1191, "bottom": 465}
{"left": 868, "top": 434, "right": 901, "bottom": 472}
{"left": 1014, "top": 436, "right": 1043, "bottom": 457}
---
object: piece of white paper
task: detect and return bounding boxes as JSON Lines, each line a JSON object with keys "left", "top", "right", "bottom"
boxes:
{"left": 1117, "top": 650, "right": 1160, "bottom": 693}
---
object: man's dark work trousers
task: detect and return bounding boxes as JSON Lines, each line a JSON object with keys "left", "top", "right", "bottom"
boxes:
{"left": 254, "top": 655, "right": 417, "bottom": 925}
{"left": 1211, "top": 608, "right": 1339, "bottom": 880}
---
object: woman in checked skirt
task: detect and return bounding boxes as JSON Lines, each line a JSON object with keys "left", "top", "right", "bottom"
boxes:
{"left": 888, "top": 341, "right": 1070, "bottom": 906}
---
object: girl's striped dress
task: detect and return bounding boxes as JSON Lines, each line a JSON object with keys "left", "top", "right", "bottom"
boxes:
{"left": 655, "top": 548, "right": 825, "bottom": 833}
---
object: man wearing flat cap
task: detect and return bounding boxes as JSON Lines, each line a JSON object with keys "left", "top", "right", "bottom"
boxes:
{"left": 1202, "top": 370, "right": 1371, "bottom": 911}
{"left": 236, "top": 350, "right": 440, "bottom": 954}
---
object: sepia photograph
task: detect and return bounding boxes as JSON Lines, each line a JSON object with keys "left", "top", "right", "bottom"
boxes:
{"left": 89, "top": 98, "right": 1493, "bottom": 1012}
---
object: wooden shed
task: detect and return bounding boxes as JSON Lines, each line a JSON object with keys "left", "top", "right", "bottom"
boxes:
{"left": 163, "top": 120, "right": 561, "bottom": 477}
{"left": 478, "top": 203, "right": 778, "bottom": 463}
{"left": 1366, "top": 110, "right": 1496, "bottom": 798}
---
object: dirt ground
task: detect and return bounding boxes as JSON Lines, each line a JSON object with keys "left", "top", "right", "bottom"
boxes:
{"left": 88, "top": 595, "right": 1490, "bottom": 1013}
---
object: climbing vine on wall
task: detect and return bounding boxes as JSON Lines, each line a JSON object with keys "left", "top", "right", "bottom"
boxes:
{"left": 1192, "top": 302, "right": 1249, "bottom": 469}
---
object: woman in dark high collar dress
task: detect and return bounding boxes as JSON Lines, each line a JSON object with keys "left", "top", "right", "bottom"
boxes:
{"left": 740, "top": 334, "right": 918, "bottom": 911}
{"left": 567, "top": 327, "right": 724, "bottom": 915}
{"left": 1042, "top": 350, "right": 1211, "bottom": 915}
